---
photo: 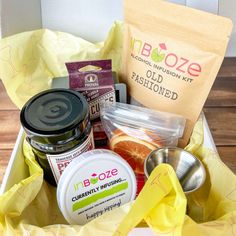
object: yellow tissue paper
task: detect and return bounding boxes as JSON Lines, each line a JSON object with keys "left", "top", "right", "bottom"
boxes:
{"left": 1, "top": 23, "right": 236, "bottom": 235}
{"left": 0, "top": 22, "right": 123, "bottom": 109}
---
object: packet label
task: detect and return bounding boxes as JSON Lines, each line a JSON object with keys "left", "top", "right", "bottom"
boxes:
{"left": 47, "top": 130, "right": 94, "bottom": 183}
{"left": 66, "top": 59, "right": 115, "bottom": 120}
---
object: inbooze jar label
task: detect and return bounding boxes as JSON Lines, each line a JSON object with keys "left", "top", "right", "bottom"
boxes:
{"left": 56, "top": 149, "right": 137, "bottom": 225}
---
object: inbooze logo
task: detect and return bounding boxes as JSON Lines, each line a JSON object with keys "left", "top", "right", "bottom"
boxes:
{"left": 73, "top": 168, "right": 118, "bottom": 191}
{"left": 131, "top": 37, "right": 202, "bottom": 77}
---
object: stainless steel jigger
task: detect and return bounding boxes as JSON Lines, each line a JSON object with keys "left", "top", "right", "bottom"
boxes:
{"left": 144, "top": 147, "right": 206, "bottom": 194}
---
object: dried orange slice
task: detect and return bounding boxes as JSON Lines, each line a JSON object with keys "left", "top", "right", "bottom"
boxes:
{"left": 110, "top": 134, "right": 158, "bottom": 174}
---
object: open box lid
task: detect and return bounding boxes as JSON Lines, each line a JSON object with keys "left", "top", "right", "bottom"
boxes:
{"left": 0, "top": 0, "right": 123, "bottom": 42}
{"left": 0, "top": 0, "right": 235, "bottom": 55}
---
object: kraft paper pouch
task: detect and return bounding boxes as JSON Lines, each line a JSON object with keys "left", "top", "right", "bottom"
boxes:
{"left": 121, "top": 0, "right": 233, "bottom": 147}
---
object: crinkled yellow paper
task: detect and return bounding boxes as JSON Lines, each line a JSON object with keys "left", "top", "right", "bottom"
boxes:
{"left": 0, "top": 22, "right": 123, "bottom": 109}
{"left": 0, "top": 23, "right": 236, "bottom": 235}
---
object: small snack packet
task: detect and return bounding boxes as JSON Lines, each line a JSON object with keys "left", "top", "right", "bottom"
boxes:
{"left": 100, "top": 102, "right": 186, "bottom": 192}
{"left": 66, "top": 59, "right": 116, "bottom": 147}
{"left": 66, "top": 59, "right": 115, "bottom": 120}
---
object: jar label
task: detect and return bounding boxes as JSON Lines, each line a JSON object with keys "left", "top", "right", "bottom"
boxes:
{"left": 47, "top": 130, "right": 94, "bottom": 183}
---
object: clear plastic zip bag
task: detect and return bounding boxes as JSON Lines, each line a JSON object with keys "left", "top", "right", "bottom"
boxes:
{"left": 100, "top": 102, "right": 186, "bottom": 192}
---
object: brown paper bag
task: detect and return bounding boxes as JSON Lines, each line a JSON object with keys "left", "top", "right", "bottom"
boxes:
{"left": 121, "top": 0, "right": 233, "bottom": 147}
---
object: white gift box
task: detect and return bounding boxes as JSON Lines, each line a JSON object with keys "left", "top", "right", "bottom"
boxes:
{"left": 0, "top": 0, "right": 223, "bottom": 234}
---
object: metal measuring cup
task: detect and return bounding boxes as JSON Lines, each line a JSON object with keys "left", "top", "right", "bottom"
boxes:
{"left": 144, "top": 147, "right": 206, "bottom": 194}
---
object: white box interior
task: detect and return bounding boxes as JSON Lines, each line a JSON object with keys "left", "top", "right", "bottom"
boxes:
{"left": 1, "top": 0, "right": 236, "bottom": 56}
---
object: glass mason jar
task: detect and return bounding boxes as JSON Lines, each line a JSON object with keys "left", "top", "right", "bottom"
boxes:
{"left": 20, "top": 89, "right": 94, "bottom": 186}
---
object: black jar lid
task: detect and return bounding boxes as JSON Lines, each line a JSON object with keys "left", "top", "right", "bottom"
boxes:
{"left": 20, "top": 89, "right": 89, "bottom": 146}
